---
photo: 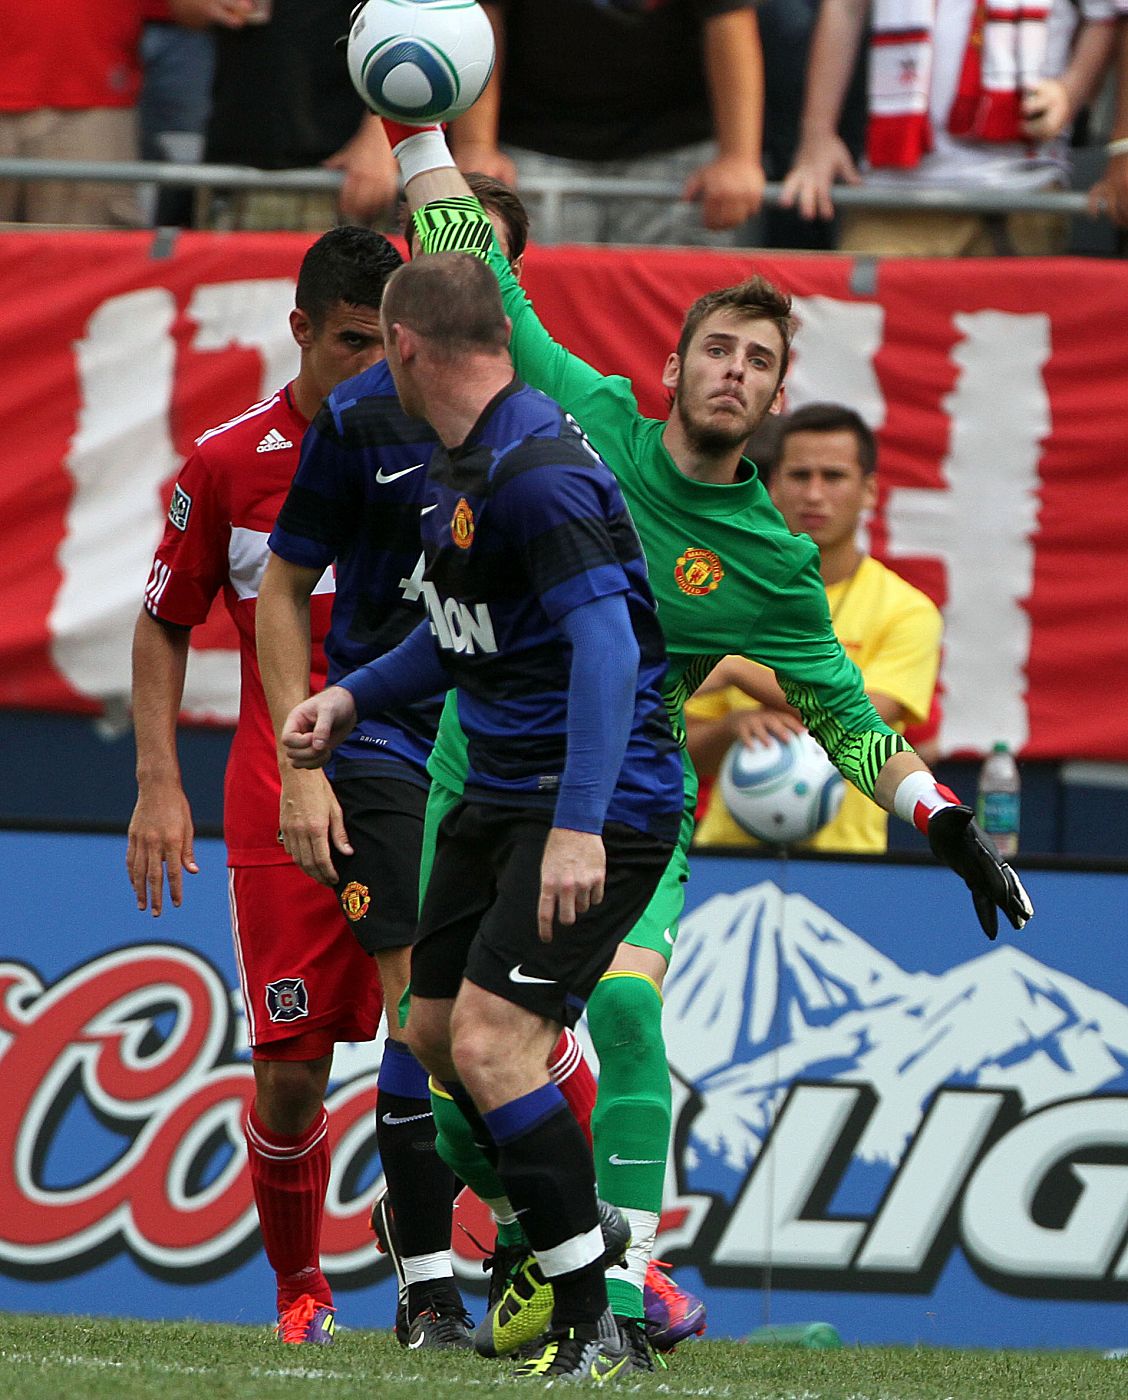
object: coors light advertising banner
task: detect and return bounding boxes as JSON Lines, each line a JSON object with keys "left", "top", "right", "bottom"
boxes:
{"left": 2, "top": 830, "right": 1127, "bottom": 1348}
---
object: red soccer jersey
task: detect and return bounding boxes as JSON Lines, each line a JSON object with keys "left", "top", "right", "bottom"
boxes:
{"left": 144, "top": 387, "right": 334, "bottom": 866}
{"left": 0, "top": 1, "right": 144, "bottom": 111}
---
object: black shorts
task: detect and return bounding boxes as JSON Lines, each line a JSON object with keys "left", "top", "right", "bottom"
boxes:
{"left": 411, "top": 801, "right": 674, "bottom": 1027}
{"left": 330, "top": 774, "right": 428, "bottom": 956}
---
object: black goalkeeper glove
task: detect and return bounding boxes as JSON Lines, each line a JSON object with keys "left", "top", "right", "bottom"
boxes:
{"left": 927, "top": 805, "right": 1034, "bottom": 940}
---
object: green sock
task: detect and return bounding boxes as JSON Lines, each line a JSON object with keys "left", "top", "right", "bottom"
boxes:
{"left": 586, "top": 972, "right": 671, "bottom": 1320}
{"left": 432, "top": 1082, "right": 508, "bottom": 1202}
{"left": 494, "top": 1217, "right": 526, "bottom": 1248}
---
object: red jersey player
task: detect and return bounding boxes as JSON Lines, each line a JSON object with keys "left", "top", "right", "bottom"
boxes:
{"left": 127, "top": 227, "right": 401, "bottom": 1343}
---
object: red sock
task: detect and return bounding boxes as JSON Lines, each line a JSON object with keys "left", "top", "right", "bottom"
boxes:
{"left": 244, "top": 1103, "right": 333, "bottom": 1313}
{"left": 548, "top": 1028, "right": 596, "bottom": 1146}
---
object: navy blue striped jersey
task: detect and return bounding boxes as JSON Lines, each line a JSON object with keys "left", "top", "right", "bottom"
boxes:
{"left": 417, "top": 378, "right": 683, "bottom": 841}
{"left": 268, "top": 359, "right": 440, "bottom": 781}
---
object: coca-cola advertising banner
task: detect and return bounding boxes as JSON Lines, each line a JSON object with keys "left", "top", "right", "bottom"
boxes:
{"left": 0, "top": 231, "right": 1125, "bottom": 759}
{"left": 2, "top": 828, "right": 1126, "bottom": 1347}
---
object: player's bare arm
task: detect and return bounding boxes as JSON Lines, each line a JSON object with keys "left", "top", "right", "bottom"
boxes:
{"left": 281, "top": 687, "right": 359, "bottom": 770}
{"left": 256, "top": 552, "right": 354, "bottom": 886}
{"left": 127, "top": 610, "right": 198, "bottom": 916}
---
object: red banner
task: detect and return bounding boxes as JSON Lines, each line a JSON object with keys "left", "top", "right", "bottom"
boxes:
{"left": 2, "top": 231, "right": 1124, "bottom": 758}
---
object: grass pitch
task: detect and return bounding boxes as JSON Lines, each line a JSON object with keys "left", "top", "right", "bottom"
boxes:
{"left": 1, "top": 1312, "right": 1125, "bottom": 1400}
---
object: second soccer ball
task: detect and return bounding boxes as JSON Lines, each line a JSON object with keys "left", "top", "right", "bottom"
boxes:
{"left": 719, "top": 731, "right": 845, "bottom": 846}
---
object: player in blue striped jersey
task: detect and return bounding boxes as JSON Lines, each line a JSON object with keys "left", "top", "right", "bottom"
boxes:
{"left": 282, "top": 252, "right": 684, "bottom": 1383}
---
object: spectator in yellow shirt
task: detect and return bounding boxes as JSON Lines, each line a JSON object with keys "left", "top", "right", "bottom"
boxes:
{"left": 686, "top": 402, "right": 942, "bottom": 853}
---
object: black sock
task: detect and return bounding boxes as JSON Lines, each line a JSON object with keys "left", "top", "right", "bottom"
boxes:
{"left": 377, "top": 1042, "right": 455, "bottom": 1260}
{"left": 483, "top": 1085, "right": 607, "bottom": 1330}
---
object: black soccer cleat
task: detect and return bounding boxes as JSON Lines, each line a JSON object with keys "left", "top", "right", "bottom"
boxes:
{"left": 405, "top": 1284, "right": 475, "bottom": 1350}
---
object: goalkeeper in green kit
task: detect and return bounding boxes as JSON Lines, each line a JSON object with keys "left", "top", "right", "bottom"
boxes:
{"left": 380, "top": 116, "right": 1033, "bottom": 1370}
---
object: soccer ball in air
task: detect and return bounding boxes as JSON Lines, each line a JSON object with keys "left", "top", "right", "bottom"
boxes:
{"left": 719, "top": 731, "right": 845, "bottom": 845}
{"left": 346, "top": 0, "right": 496, "bottom": 124}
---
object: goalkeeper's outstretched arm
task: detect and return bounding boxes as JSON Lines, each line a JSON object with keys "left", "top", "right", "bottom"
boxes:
{"left": 382, "top": 120, "right": 474, "bottom": 220}
{"left": 874, "top": 752, "right": 1034, "bottom": 942}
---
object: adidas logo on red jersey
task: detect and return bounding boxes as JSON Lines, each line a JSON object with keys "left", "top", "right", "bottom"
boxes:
{"left": 256, "top": 428, "right": 293, "bottom": 453}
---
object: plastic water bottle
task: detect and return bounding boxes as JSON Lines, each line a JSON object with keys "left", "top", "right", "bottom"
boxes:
{"left": 745, "top": 1321, "right": 843, "bottom": 1350}
{"left": 976, "top": 741, "right": 1020, "bottom": 857}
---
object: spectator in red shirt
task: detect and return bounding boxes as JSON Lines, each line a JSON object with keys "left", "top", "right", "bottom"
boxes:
{"left": 0, "top": 0, "right": 252, "bottom": 226}
{"left": 0, "top": 0, "right": 145, "bottom": 224}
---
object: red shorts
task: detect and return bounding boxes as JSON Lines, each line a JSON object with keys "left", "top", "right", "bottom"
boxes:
{"left": 228, "top": 863, "right": 384, "bottom": 1058}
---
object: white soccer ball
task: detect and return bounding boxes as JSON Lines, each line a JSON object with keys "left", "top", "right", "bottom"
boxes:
{"left": 346, "top": 0, "right": 496, "bottom": 124}
{"left": 718, "top": 731, "right": 845, "bottom": 846}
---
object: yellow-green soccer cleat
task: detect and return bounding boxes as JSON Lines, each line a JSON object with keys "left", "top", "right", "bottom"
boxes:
{"left": 473, "top": 1251, "right": 555, "bottom": 1358}
{"left": 474, "top": 1200, "right": 631, "bottom": 1359}
{"left": 513, "top": 1325, "right": 635, "bottom": 1383}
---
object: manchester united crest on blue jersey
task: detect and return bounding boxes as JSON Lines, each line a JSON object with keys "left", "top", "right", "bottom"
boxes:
{"left": 265, "top": 978, "right": 309, "bottom": 1023}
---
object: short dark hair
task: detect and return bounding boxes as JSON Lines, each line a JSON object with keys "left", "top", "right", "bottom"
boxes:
{"left": 295, "top": 226, "right": 403, "bottom": 328}
{"left": 676, "top": 276, "right": 795, "bottom": 385}
{"left": 382, "top": 251, "right": 508, "bottom": 356}
{"left": 777, "top": 401, "right": 877, "bottom": 476}
{"left": 403, "top": 172, "right": 530, "bottom": 263}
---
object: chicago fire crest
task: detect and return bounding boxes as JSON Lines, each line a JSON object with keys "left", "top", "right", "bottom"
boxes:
{"left": 265, "top": 977, "right": 309, "bottom": 1023}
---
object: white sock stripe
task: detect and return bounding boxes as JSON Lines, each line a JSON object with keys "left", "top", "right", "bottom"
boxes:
{"left": 402, "top": 1251, "right": 454, "bottom": 1285}
{"left": 548, "top": 1029, "right": 583, "bottom": 1083}
{"left": 622, "top": 1208, "right": 660, "bottom": 1295}
{"left": 536, "top": 1223, "right": 604, "bottom": 1279}
{"left": 245, "top": 1110, "right": 329, "bottom": 1162}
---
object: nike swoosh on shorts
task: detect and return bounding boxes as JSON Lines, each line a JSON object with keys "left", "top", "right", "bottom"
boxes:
{"left": 508, "top": 965, "right": 556, "bottom": 985}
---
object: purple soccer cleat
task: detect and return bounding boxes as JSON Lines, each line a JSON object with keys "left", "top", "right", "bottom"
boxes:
{"left": 276, "top": 1294, "right": 336, "bottom": 1345}
{"left": 644, "top": 1260, "right": 706, "bottom": 1351}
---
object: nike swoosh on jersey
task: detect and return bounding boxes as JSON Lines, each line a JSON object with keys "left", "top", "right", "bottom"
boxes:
{"left": 420, "top": 503, "right": 438, "bottom": 515}
{"left": 375, "top": 462, "right": 424, "bottom": 484}
{"left": 608, "top": 1152, "right": 663, "bottom": 1166}
{"left": 508, "top": 965, "right": 556, "bottom": 985}
{"left": 381, "top": 1110, "right": 434, "bottom": 1126}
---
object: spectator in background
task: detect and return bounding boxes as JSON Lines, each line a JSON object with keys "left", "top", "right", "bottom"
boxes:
{"left": 756, "top": 0, "right": 866, "bottom": 249}
{"left": 448, "top": 0, "right": 765, "bottom": 245}
{"left": 200, "top": 0, "right": 398, "bottom": 230}
{"left": 686, "top": 403, "right": 942, "bottom": 853}
{"left": 1089, "top": 3, "right": 1128, "bottom": 224}
{"left": 781, "top": 0, "right": 1118, "bottom": 255}
{"left": 140, "top": 1, "right": 256, "bottom": 226}
{"left": 0, "top": 0, "right": 147, "bottom": 226}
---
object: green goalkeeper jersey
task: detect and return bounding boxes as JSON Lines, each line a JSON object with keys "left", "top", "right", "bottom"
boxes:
{"left": 415, "top": 197, "right": 910, "bottom": 807}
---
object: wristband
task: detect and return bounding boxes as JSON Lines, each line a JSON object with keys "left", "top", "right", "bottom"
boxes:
{"left": 893, "top": 771, "right": 962, "bottom": 836}
{"left": 381, "top": 122, "right": 455, "bottom": 184}
{"left": 1107, "top": 137, "right": 1128, "bottom": 158}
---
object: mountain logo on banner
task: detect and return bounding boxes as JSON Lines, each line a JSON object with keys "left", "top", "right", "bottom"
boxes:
{"left": 660, "top": 881, "right": 1128, "bottom": 1297}
{"left": 664, "top": 882, "right": 1128, "bottom": 1167}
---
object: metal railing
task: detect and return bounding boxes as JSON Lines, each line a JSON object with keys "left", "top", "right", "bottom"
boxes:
{"left": 0, "top": 156, "right": 1106, "bottom": 245}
